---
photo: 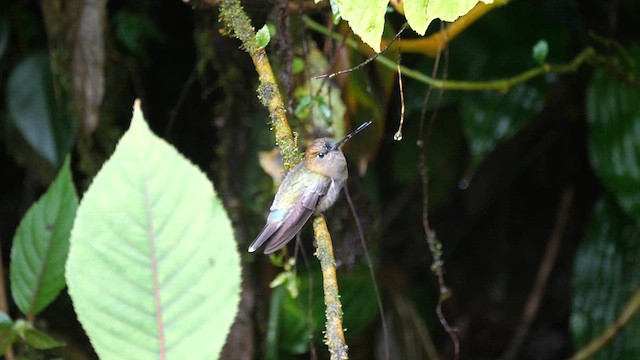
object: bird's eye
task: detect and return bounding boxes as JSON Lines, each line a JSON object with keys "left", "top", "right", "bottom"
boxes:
{"left": 318, "top": 152, "right": 325, "bottom": 158}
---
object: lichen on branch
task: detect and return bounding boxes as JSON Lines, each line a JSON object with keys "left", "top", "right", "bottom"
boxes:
{"left": 219, "top": 0, "right": 302, "bottom": 169}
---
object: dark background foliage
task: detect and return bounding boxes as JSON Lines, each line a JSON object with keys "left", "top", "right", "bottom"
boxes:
{"left": 1, "top": 0, "right": 640, "bottom": 359}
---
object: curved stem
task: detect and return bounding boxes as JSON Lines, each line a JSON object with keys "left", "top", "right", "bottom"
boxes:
{"left": 303, "top": 16, "right": 597, "bottom": 92}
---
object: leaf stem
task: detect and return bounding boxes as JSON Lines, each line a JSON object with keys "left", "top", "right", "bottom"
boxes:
{"left": 302, "top": 16, "right": 597, "bottom": 92}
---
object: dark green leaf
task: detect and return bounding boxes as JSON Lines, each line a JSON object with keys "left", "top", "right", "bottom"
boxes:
{"left": 6, "top": 53, "right": 74, "bottom": 167}
{"left": 571, "top": 196, "right": 640, "bottom": 359}
{"left": 532, "top": 39, "right": 549, "bottom": 65}
{"left": 13, "top": 320, "right": 65, "bottom": 350}
{"left": 0, "top": 312, "right": 17, "bottom": 356}
{"left": 461, "top": 83, "right": 546, "bottom": 167}
{"left": 10, "top": 156, "right": 78, "bottom": 316}
{"left": 586, "top": 48, "right": 640, "bottom": 221}
{"left": 112, "top": 10, "right": 164, "bottom": 61}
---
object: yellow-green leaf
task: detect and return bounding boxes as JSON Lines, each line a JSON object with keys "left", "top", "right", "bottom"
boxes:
{"left": 66, "top": 101, "right": 241, "bottom": 359}
{"left": 335, "top": 0, "right": 389, "bottom": 51}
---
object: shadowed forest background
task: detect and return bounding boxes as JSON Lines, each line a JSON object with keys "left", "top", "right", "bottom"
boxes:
{"left": 1, "top": 0, "right": 640, "bottom": 359}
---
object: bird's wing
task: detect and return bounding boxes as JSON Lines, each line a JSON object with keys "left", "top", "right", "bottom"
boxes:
{"left": 263, "top": 193, "right": 317, "bottom": 254}
{"left": 248, "top": 218, "right": 284, "bottom": 253}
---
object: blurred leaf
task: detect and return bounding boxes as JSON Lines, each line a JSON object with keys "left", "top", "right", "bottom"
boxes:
{"left": 0, "top": 16, "right": 8, "bottom": 60}
{"left": 292, "top": 57, "right": 305, "bottom": 74}
{"left": 332, "top": 0, "right": 490, "bottom": 51}
{"left": 6, "top": 52, "right": 74, "bottom": 167}
{"left": 13, "top": 320, "right": 64, "bottom": 350}
{"left": 461, "top": 83, "right": 546, "bottom": 167}
{"left": 571, "top": 196, "right": 640, "bottom": 359}
{"left": 0, "top": 312, "right": 11, "bottom": 331}
{"left": 404, "top": 0, "right": 491, "bottom": 35}
{"left": 72, "top": 0, "right": 106, "bottom": 136}
{"left": 417, "top": 0, "right": 569, "bottom": 170}
{"left": 0, "top": 312, "right": 17, "bottom": 356}
{"left": 10, "top": 156, "right": 78, "bottom": 316}
{"left": 112, "top": 10, "right": 164, "bottom": 62}
{"left": 270, "top": 269, "right": 379, "bottom": 356}
{"left": 532, "top": 39, "right": 549, "bottom": 65}
{"left": 66, "top": 102, "right": 241, "bottom": 359}
{"left": 295, "top": 46, "right": 346, "bottom": 139}
{"left": 256, "top": 24, "right": 271, "bottom": 49}
{"left": 586, "top": 46, "right": 640, "bottom": 221}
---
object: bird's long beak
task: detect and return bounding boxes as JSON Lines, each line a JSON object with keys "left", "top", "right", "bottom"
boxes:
{"left": 331, "top": 120, "right": 373, "bottom": 151}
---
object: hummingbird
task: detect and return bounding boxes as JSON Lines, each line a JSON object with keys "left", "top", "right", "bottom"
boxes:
{"left": 248, "top": 121, "right": 372, "bottom": 254}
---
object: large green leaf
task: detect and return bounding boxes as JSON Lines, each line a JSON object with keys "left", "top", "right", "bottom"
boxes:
{"left": 587, "top": 49, "right": 640, "bottom": 221}
{"left": 328, "top": 0, "right": 491, "bottom": 51}
{"left": 66, "top": 102, "right": 241, "bottom": 359}
{"left": 405, "top": 0, "right": 494, "bottom": 36}
{"left": 333, "top": 0, "right": 388, "bottom": 51}
{"left": 571, "top": 196, "right": 640, "bottom": 359}
{"left": 10, "top": 156, "right": 78, "bottom": 316}
{"left": 6, "top": 52, "right": 74, "bottom": 167}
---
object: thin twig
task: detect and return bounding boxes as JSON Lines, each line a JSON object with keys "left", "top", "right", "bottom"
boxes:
{"left": 312, "top": 23, "right": 408, "bottom": 80}
{"left": 394, "top": 57, "right": 406, "bottom": 141}
{"left": 417, "top": 24, "right": 460, "bottom": 360}
{"left": 344, "top": 187, "right": 390, "bottom": 360}
{"left": 302, "top": 16, "right": 597, "bottom": 92}
{"left": 568, "top": 287, "right": 640, "bottom": 360}
{"left": 499, "top": 187, "right": 574, "bottom": 360}
{"left": 164, "top": 66, "right": 197, "bottom": 138}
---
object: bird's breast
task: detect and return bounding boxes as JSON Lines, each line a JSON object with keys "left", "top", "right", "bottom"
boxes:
{"left": 315, "top": 177, "right": 346, "bottom": 214}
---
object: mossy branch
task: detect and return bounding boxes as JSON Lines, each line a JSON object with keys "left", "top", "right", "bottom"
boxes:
{"left": 219, "top": 0, "right": 301, "bottom": 169}
{"left": 313, "top": 216, "right": 348, "bottom": 360}
{"left": 218, "top": 1, "right": 348, "bottom": 358}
